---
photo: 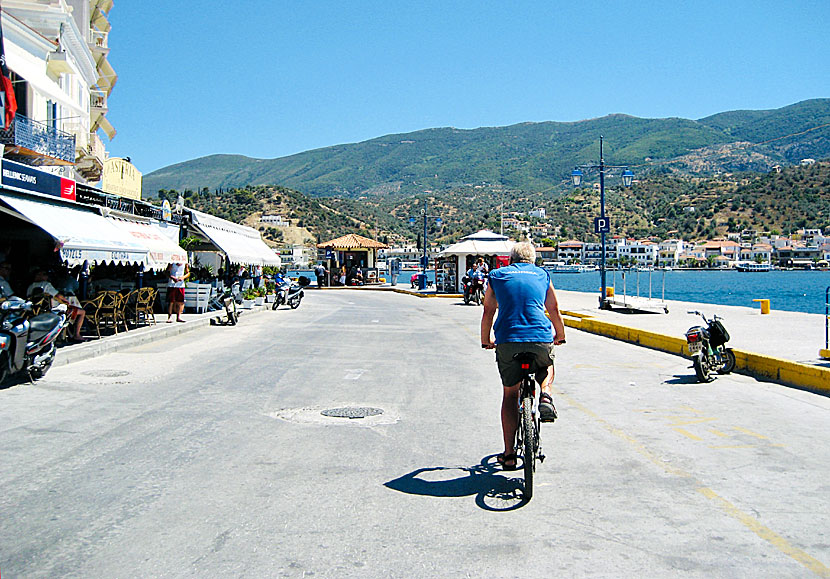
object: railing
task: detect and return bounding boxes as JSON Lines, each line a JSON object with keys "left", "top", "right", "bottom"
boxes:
{"left": 90, "top": 29, "right": 109, "bottom": 49}
{"left": 0, "top": 114, "right": 75, "bottom": 163}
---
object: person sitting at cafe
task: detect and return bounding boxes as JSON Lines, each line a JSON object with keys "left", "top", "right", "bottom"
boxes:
{"left": 0, "top": 261, "right": 14, "bottom": 299}
{"left": 27, "top": 269, "right": 88, "bottom": 343}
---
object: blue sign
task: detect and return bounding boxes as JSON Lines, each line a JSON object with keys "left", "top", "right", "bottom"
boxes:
{"left": 1, "top": 159, "right": 76, "bottom": 201}
{"left": 594, "top": 216, "right": 611, "bottom": 234}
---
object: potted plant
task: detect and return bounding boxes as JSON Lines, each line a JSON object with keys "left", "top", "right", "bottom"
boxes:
{"left": 265, "top": 281, "right": 277, "bottom": 303}
{"left": 241, "top": 288, "right": 257, "bottom": 309}
{"left": 254, "top": 286, "right": 266, "bottom": 306}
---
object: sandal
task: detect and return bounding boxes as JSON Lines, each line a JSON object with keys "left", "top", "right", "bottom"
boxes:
{"left": 496, "top": 452, "right": 518, "bottom": 471}
{"left": 539, "top": 392, "right": 558, "bottom": 423}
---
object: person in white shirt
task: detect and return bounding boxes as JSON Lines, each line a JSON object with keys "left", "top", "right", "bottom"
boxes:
{"left": 27, "top": 269, "right": 87, "bottom": 342}
{"left": 166, "top": 262, "right": 190, "bottom": 323}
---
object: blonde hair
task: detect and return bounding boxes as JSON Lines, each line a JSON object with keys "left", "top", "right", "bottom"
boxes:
{"left": 510, "top": 242, "right": 536, "bottom": 264}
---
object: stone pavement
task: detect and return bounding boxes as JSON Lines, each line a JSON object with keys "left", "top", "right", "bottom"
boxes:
{"left": 555, "top": 289, "right": 828, "bottom": 367}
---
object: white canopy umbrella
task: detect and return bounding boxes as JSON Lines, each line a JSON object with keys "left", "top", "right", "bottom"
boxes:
{"left": 439, "top": 230, "right": 515, "bottom": 292}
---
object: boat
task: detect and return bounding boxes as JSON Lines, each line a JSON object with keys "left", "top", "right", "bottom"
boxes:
{"left": 546, "top": 262, "right": 593, "bottom": 273}
{"left": 735, "top": 262, "right": 772, "bottom": 272}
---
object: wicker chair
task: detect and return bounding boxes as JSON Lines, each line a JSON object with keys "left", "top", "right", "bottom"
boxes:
{"left": 84, "top": 291, "right": 129, "bottom": 336}
{"left": 128, "top": 287, "right": 157, "bottom": 327}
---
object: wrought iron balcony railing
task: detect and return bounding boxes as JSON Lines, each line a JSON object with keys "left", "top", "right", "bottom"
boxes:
{"left": 0, "top": 114, "right": 76, "bottom": 165}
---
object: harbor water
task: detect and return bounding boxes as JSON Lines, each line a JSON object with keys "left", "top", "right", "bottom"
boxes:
{"left": 288, "top": 269, "right": 830, "bottom": 315}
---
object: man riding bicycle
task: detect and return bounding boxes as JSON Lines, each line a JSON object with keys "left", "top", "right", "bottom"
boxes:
{"left": 480, "top": 242, "right": 566, "bottom": 470}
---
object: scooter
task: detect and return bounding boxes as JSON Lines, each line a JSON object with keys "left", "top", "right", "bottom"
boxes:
{"left": 685, "top": 310, "right": 736, "bottom": 382}
{"left": 0, "top": 297, "right": 68, "bottom": 386}
{"left": 272, "top": 276, "right": 309, "bottom": 310}
{"left": 210, "top": 281, "right": 241, "bottom": 326}
{"left": 462, "top": 275, "right": 486, "bottom": 306}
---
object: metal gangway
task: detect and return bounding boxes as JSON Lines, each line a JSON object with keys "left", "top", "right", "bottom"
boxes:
{"left": 605, "top": 269, "right": 670, "bottom": 313}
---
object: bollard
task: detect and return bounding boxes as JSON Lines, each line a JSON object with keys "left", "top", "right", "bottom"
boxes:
{"left": 753, "top": 298, "right": 771, "bottom": 314}
{"left": 606, "top": 287, "right": 615, "bottom": 297}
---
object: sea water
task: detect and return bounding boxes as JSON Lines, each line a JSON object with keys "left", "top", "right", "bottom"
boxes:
{"left": 289, "top": 269, "right": 830, "bottom": 315}
{"left": 548, "top": 269, "right": 830, "bottom": 315}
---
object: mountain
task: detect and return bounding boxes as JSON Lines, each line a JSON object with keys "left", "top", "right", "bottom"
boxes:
{"left": 143, "top": 99, "right": 830, "bottom": 199}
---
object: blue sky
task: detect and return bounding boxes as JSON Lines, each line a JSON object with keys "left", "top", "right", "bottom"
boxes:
{"left": 106, "top": 0, "right": 830, "bottom": 174}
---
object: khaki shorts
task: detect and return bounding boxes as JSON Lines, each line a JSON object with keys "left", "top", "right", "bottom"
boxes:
{"left": 495, "top": 342, "right": 554, "bottom": 387}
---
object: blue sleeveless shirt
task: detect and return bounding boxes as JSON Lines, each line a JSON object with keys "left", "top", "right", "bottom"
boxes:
{"left": 489, "top": 262, "right": 553, "bottom": 343}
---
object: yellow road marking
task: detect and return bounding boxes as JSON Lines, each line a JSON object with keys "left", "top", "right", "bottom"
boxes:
{"left": 733, "top": 426, "right": 768, "bottom": 439}
{"left": 559, "top": 392, "right": 830, "bottom": 577}
{"left": 708, "top": 428, "right": 730, "bottom": 438}
{"left": 698, "top": 487, "right": 830, "bottom": 577}
{"left": 673, "top": 427, "right": 703, "bottom": 441}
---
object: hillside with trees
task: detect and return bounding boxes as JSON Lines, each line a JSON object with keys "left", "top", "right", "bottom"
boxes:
{"left": 143, "top": 99, "right": 830, "bottom": 201}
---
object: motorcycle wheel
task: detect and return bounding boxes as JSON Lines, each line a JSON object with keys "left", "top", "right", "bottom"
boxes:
{"left": 288, "top": 295, "right": 302, "bottom": 309}
{"left": 271, "top": 299, "right": 279, "bottom": 310}
{"left": 693, "top": 355, "right": 712, "bottom": 383}
{"left": 30, "top": 344, "right": 56, "bottom": 381}
{"left": 717, "top": 348, "right": 736, "bottom": 374}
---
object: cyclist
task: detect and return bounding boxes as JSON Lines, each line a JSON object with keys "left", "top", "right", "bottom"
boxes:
{"left": 480, "top": 241, "right": 566, "bottom": 470}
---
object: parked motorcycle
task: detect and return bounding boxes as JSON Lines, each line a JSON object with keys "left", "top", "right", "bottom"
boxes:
{"left": 209, "top": 281, "right": 241, "bottom": 326}
{"left": 685, "top": 310, "right": 736, "bottom": 382}
{"left": 0, "top": 297, "right": 68, "bottom": 386}
{"left": 272, "top": 276, "right": 310, "bottom": 310}
{"left": 462, "top": 275, "right": 486, "bottom": 306}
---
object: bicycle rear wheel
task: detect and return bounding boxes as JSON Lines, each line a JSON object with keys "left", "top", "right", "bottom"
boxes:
{"left": 521, "top": 394, "right": 536, "bottom": 500}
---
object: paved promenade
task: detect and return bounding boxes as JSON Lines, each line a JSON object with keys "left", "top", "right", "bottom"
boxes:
{"left": 555, "top": 289, "right": 829, "bottom": 367}
{"left": 4, "top": 289, "right": 830, "bottom": 577}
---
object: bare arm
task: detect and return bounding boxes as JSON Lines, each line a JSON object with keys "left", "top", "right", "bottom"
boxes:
{"left": 545, "top": 282, "right": 566, "bottom": 345}
{"left": 480, "top": 284, "right": 498, "bottom": 349}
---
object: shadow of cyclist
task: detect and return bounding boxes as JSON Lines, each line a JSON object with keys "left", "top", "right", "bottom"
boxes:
{"left": 384, "top": 455, "right": 527, "bottom": 511}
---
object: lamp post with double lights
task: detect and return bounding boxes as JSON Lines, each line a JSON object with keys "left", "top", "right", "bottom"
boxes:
{"left": 409, "top": 199, "right": 442, "bottom": 290}
{"left": 570, "top": 136, "right": 634, "bottom": 309}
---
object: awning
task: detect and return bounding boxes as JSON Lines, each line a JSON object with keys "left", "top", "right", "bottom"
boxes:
{"left": 188, "top": 209, "right": 280, "bottom": 267}
{"left": 0, "top": 192, "right": 148, "bottom": 267}
{"left": 105, "top": 216, "right": 187, "bottom": 271}
{"left": 440, "top": 230, "right": 515, "bottom": 256}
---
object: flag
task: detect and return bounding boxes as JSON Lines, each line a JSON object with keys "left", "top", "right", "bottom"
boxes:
{"left": 0, "top": 15, "right": 17, "bottom": 129}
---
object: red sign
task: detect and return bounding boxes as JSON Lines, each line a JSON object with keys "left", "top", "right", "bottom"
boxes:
{"left": 60, "top": 178, "right": 76, "bottom": 201}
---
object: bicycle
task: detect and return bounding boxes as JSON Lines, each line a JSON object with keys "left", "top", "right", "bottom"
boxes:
{"left": 512, "top": 351, "right": 544, "bottom": 500}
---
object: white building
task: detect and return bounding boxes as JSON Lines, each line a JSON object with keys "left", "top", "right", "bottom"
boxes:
{"left": 618, "top": 239, "right": 659, "bottom": 266}
{"left": 529, "top": 207, "right": 546, "bottom": 219}
{"left": 261, "top": 215, "right": 289, "bottom": 226}
{"left": 657, "top": 239, "right": 685, "bottom": 267}
{"left": 1, "top": 0, "right": 116, "bottom": 184}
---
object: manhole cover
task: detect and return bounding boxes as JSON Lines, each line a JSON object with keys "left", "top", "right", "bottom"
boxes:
{"left": 81, "top": 370, "right": 131, "bottom": 378}
{"left": 321, "top": 407, "right": 384, "bottom": 419}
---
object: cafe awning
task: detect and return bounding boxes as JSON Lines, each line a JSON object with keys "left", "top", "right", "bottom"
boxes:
{"left": 0, "top": 192, "right": 149, "bottom": 267}
{"left": 105, "top": 216, "right": 188, "bottom": 271}
{"left": 188, "top": 209, "right": 280, "bottom": 266}
{"left": 440, "top": 230, "right": 514, "bottom": 256}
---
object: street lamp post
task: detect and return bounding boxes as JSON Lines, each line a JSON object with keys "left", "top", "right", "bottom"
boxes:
{"left": 571, "top": 136, "right": 634, "bottom": 309}
{"left": 409, "top": 199, "right": 442, "bottom": 290}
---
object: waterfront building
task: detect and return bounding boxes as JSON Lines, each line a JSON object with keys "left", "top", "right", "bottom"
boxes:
{"left": 703, "top": 240, "right": 741, "bottom": 263}
{"left": 618, "top": 239, "right": 659, "bottom": 267}
{"left": 279, "top": 244, "right": 315, "bottom": 269}
{"left": 536, "top": 246, "right": 557, "bottom": 265}
{"left": 557, "top": 240, "right": 584, "bottom": 263}
{"left": 1, "top": 0, "right": 116, "bottom": 184}
{"left": 657, "top": 239, "right": 685, "bottom": 268}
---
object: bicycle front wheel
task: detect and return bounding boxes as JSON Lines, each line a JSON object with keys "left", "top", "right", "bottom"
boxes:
{"left": 521, "top": 395, "right": 536, "bottom": 500}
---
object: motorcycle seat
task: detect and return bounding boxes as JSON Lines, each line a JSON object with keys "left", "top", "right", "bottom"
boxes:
{"left": 29, "top": 312, "right": 61, "bottom": 333}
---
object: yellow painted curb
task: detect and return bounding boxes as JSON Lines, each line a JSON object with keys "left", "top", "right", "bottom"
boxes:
{"left": 564, "top": 315, "right": 830, "bottom": 395}
{"left": 820, "top": 349, "right": 830, "bottom": 360}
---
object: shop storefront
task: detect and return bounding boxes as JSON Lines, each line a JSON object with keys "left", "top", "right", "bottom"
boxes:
{"left": 316, "top": 233, "right": 389, "bottom": 285}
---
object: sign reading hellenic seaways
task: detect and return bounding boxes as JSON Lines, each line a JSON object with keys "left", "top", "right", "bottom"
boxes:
{"left": 102, "top": 158, "right": 142, "bottom": 200}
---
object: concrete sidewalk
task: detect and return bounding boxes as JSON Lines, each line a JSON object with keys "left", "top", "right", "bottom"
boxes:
{"left": 52, "top": 303, "right": 271, "bottom": 367}
{"left": 555, "top": 289, "right": 830, "bottom": 393}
